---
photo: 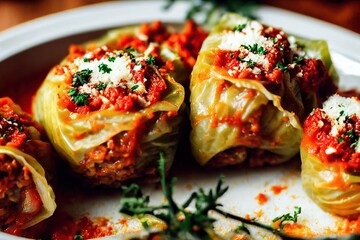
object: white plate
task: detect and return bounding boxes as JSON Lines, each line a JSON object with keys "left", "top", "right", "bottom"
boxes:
{"left": 1, "top": 1, "right": 360, "bottom": 239}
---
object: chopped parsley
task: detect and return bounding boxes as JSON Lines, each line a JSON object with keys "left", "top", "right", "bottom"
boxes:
{"left": 229, "top": 52, "right": 234, "bottom": 58}
{"left": 74, "top": 234, "right": 83, "bottom": 240}
{"left": 146, "top": 55, "right": 156, "bottom": 65}
{"left": 237, "top": 56, "right": 255, "bottom": 67}
{"left": 96, "top": 82, "right": 107, "bottom": 91}
{"left": 276, "top": 62, "right": 288, "bottom": 72}
{"left": 345, "top": 129, "right": 359, "bottom": 148}
{"left": 338, "top": 136, "right": 344, "bottom": 144}
{"left": 108, "top": 56, "right": 116, "bottom": 62}
{"left": 1, "top": 133, "right": 7, "bottom": 138}
{"left": 83, "top": 57, "right": 90, "bottom": 62}
{"left": 68, "top": 89, "right": 90, "bottom": 106}
{"left": 72, "top": 69, "right": 93, "bottom": 87}
{"left": 124, "top": 47, "right": 135, "bottom": 53}
{"left": 272, "top": 37, "right": 278, "bottom": 44}
{"left": 272, "top": 206, "right": 301, "bottom": 230}
{"left": 242, "top": 43, "right": 267, "bottom": 55}
{"left": 98, "top": 63, "right": 112, "bottom": 74}
{"left": 130, "top": 85, "right": 139, "bottom": 91}
{"left": 233, "top": 23, "right": 247, "bottom": 32}
{"left": 293, "top": 55, "right": 304, "bottom": 64}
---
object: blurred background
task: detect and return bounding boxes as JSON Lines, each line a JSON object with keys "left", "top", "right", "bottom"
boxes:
{"left": 0, "top": 0, "right": 359, "bottom": 33}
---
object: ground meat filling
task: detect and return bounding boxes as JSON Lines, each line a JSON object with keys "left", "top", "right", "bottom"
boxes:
{"left": 79, "top": 116, "right": 163, "bottom": 186}
{"left": 0, "top": 154, "right": 42, "bottom": 229}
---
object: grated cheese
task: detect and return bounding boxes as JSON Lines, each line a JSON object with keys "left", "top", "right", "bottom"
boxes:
{"left": 322, "top": 94, "right": 360, "bottom": 152}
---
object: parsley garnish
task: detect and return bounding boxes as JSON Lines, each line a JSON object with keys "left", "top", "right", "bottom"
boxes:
{"left": 229, "top": 52, "right": 234, "bottom": 58}
{"left": 74, "top": 234, "right": 83, "bottom": 240}
{"left": 108, "top": 56, "right": 116, "bottom": 62}
{"left": 83, "top": 57, "right": 90, "bottom": 62}
{"left": 130, "top": 85, "right": 139, "bottom": 91}
{"left": 96, "top": 82, "right": 107, "bottom": 91}
{"left": 346, "top": 129, "right": 359, "bottom": 148}
{"left": 276, "top": 62, "right": 288, "bottom": 72}
{"left": 68, "top": 89, "right": 90, "bottom": 106}
{"left": 1, "top": 133, "right": 7, "bottom": 138}
{"left": 146, "top": 55, "right": 156, "bottom": 65}
{"left": 119, "top": 154, "right": 310, "bottom": 239}
{"left": 272, "top": 206, "right": 301, "bottom": 230}
{"left": 98, "top": 63, "right": 112, "bottom": 74}
{"left": 237, "top": 56, "right": 255, "bottom": 67}
{"left": 242, "top": 43, "right": 267, "bottom": 55}
{"left": 272, "top": 37, "right": 278, "bottom": 44}
{"left": 233, "top": 23, "right": 247, "bottom": 32}
{"left": 338, "top": 136, "right": 344, "bottom": 143}
{"left": 124, "top": 47, "right": 135, "bottom": 53}
{"left": 293, "top": 55, "right": 304, "bottom": 65}
{"left": 72, "top": 69, "right": 93, "bottom": 87}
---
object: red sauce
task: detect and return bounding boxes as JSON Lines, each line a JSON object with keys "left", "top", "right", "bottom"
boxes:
{"left": 302, "top": 108, "right": 360, "bottom": 173}
{"left": 117, "top": 20, "right": 207, "bottom": 71}
{"left": 255, "top": 193, "right": 269, "bottom": 205}
{"left": 9, "top": 210, "right": 113, "bottom": 240}
{"left": 57, "top": 46, "right": 168, "bottom": 115}
{"left": 270, "top": 185, "right": 288, "bottom": 195}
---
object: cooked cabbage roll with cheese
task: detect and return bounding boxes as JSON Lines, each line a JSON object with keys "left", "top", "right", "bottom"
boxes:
{"left": 190, "top": 13, "right": 338, "bottom": 167}
{"left": 33, "top": 44, "right": 185, "bottom": 187}
{"left": 301, "top": 94, "right": 360, "bottom": 217}
{"left": 0, "top": 98, "right": 56, "bottom": 231}
{"left": 88, "top": 20, "right": 207, "bottom": 86}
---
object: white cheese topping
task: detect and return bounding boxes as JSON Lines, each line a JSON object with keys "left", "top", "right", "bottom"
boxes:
{"left": 322, "top": 94, "right": 360, "bottom": 152}
{"left": 70, "top": 50, "right": 150, "bottom": 107}
{"left": 218, "top": 20, "right": 274, "bottom": 51}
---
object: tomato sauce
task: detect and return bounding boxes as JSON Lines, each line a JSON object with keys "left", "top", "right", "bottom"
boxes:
{"left": 255, "top": 193, "right": 268, "bottom": 205}
{"left": 302, "top": 108, "right": 360, "bottom": 173}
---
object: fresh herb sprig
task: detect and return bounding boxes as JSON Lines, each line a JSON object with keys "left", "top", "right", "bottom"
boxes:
{"left": 119, "top": 154, "right": 360, "bottom": 240}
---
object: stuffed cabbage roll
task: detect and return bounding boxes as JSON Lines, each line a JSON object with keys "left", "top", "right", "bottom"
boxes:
{"left": 190, "top": 13, "right": 337, "bottom": 167}
{"left": 301, "top": 94, "right": 360, "bottom": 217}
{"left": 33, "top": 44, "right": 185, "bottom": 187}
{"left": 87, "top": 20, "right": 207, "bottom": 86}
{"left": 0, "top": 98, "right": 56, "bottom": 231}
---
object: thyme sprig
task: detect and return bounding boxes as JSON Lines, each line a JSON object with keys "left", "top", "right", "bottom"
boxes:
{"left": 119, "top": 154, "right": 360, "bottom": 240}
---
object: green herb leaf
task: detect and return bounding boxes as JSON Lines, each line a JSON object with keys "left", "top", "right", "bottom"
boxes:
{"left": 237, "top": 56, "right": 255, "bottom": 67}
{"left": 1, "top": 133, "right": 7, "bottom": 138}
{"left": 72, "top": 69, "right": 93, "bottom": 87}
{"left": 235, "top": 222, "right": 250, "bottom": 235}
{"left": 242, "top": 43, "right": 267, "bottom": 55}
{"left": 338, "top": 136, "right": 344, "bottom": 144}
{"left": 108, "top": 56, "right": 116, "bottom": 62}
{"left": 68, "top": 89, "right": 90, "bottom": 106}
{"left": 146, "top": 55, "right": 156, "bottom": 65}
{"left": 98, "top": 63, "right": 112, "bottom": 74}
{"left": 83, "top": 57, "right": 90, "bottom": 62}
{"left": 293, "top": 55, "right": 304, "bottom": 65}
{"left": 233, "top": 23, "right": 247, "bottom": 32}
{"left": 272, "top": 37, "right": 278, "bottom": 44}
{"left": 130, "top": 85, "right": 139, "bottom": 91}
{"left": 74, "top": 234, "right": 83, "bottom": 240}
{"left": 272, "top": 206, "right": 301, "bottom": 230}
{"left": 96, "top": 82, "right": 107, "bottom": 91}
{"left": 276, "top": 62, "right": 288, "bottom": 72}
